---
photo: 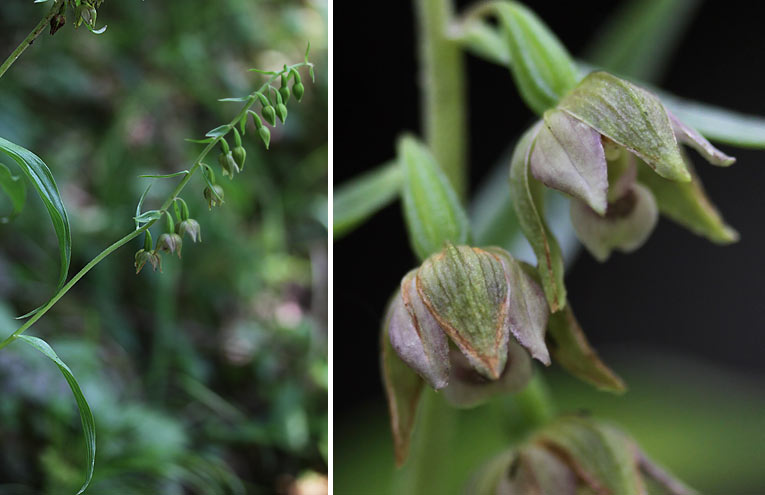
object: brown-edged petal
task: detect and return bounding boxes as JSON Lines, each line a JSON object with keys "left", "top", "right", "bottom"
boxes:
{"left": 669, "top": 112, "right": 735, "bottom": 167}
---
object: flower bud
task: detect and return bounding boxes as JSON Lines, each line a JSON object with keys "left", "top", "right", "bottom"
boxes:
{"left": 232, "top": 146, "right": 246, "bottom": 171}
{"left": 258, "top": 126, "right": 271, "bottom": 150}
{"left": 277, "top": 103, "right": 288, "bottom": 124}
{"left": 262, "top": 105, "right": 277, "bottom": 126}
{"left": 157, "top": 233, "right": 183, "bottom": 259}
{"left": 279, "top": 74, "right": 291, "bottom": 103}
{"left": 177, "top": 219, "right": 201, "bottom": 243}
{"left": 204, "top": 184, "right": 225, "bottom": 209}
{"left": 292, "top": 82, "right": 305, "bottom": 102}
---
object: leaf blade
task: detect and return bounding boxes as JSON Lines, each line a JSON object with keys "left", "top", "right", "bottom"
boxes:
{"left": 17, "top": 335, "right": 96, "bottom": 495}
{"left": 333, "top": 162, "right": 402, "bottom": 239}
{"left": 0, "top": 162, "right": 27, "bottom": 220}
{"left": 0, "top": 136, "right": 71, "bottom": 293}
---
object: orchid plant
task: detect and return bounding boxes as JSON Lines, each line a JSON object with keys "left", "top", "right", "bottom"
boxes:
{"left": 335, "top": 1, "right": 765, "bottom": 493}
{"left": 0, "top": 1, "right": 314, "bottom": 492}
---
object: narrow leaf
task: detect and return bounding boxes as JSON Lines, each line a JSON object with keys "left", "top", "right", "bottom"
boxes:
{"left": 451, "top": 18, "right": 511, "bottom": 66}
{"left": 185, "top": 137, "right": 215, "bottom": 144}
{"left": 660, "top": 91, "right": 765, "bottom": 148}
{"left": 18, "top": 335, "right": 95, "bottom": 495}
{"left": 637, "top": 158, "right": 738, "bottom": 244}
{"left": 546, "top": 305, "right": 625, "bottom": 393}
{"left": 138, "top": 170, "right": 189, "bottom": 179}
{"left": 0, "top": 162, "right": 27, "bottom": 220}
{"left": 399, "top": 135, "right": 470, "bottom": 261}
{"left": 492, "top": 1, "right": 580, "bottom": 115}
{"left": 135, "top": 183, "right": 152, "bottom": 230}
{"left": 509, "top": 125, "right": 566, "bottom": 312}
{"left": 218, "top": 96, "right": 250, "bottom": 102}
{"left": 134, "top": 209, "right": 162, "bottom": 224}
{"left": 381, "top": 311, "right": 423, "bottom": 467}
{"left": 205, "top": 125, "right": 230, "bottom": 138}
{"left": 0, "top": 136, "right": 71, "bottom": 291}
{"left": 333, "top": 162, "right": 402, "bottom": 239}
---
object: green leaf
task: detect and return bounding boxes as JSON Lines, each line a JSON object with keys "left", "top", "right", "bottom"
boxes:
{"left": 491, "top": 1, "right": 580, "bottom": 115}
{"left": 185, "top": 137, "right": 215, "bottom": 144}
{"left": 138, "top": 170, "right": 189, "bottom": 179}
{"left": 17, "top": 335, "right": 95, "bottom": 495}
{"left": 509, "top": 125, "right": 566, "bottom": 312}
{"left": 584, "top": 0, "right": 700, "bottom": 82}
{"left": 398, "top": 135, "right": 470, "bottom": 261}
{"left": 0, "top": 136, "right": 71, "bottom": 292}
{"left": 134, "top": 183, "right": 152, "bottom": 230}
{"left": 659, "top": 91, "right": 765, "bottom": 148}
{"left": 205, "top": 125, "right": 230, "bottom": 138}
{"left": 218, "top": 96, "right": 250, "bottom": 102}
{"left": 637, "top": 158, "right": 738, "bottom": 244}
{"left": 558, "top": 71, "right": 691, "bottom": 182}
{"left": 134, "top": 209, "right": 162, "bottom": 224}
{"left": 547, "top": 305, "right": 625, "bottom": 393}
{"left": 0, "top": 162, "right": 27, "bottom": 220}
{"left": 381, "top": 314, "right": 423, "bottom": 467}
{"left": 333, "top": 162, "right": 402, "bottom": 239}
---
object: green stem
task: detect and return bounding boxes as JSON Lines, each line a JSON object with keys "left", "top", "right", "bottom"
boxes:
{"left": 0, "top": 0, "right": 63, "bottom": 80}
{"left": 415, "top": 0, "right": 468, "bottom": 199}
{"left": 0, "top": 61, "right": 312, "bottom": 350}
{"left": 396, "top": 389, "right": 457, "bottom": 495}
{"left": 514, "top": 370, "right": 555, "bottom": 429}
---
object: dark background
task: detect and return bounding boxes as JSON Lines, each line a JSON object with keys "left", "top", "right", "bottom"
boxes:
{"left": 335, "top": 0, "right": 765, "bottom": 492}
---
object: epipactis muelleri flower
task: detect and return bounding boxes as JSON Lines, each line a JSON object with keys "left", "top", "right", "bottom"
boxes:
{"left": 469, "top": 415, "right": 697, "bottom": 495}
{"left": 520, "top": 71, "right": 737, "bottom": 261}
{"left": 386, "top": 243, "right": 549, "bottom": 407}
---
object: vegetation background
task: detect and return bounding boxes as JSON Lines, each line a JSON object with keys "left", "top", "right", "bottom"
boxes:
{"left": 0, "top": 1, "right": 328, "bottom": 494}
{"left": 335, "top": 1, "right": 765, "bottom": 493}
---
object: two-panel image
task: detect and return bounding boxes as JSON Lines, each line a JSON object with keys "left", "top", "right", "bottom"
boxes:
{"left": 1, "top": 1, "right": 763, "bottom": 494}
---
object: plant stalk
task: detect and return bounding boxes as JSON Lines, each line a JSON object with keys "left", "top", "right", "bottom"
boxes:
{"left": 415, "top": 0, "right": 468, "bottom": 199}
{"left": 0, "top": 0, "right": 63, "bottom": 80}
{"left": 0, "top": 61, "right": 311, "bottom": 350}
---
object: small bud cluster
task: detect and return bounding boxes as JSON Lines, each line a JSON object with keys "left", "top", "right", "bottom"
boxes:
{"left": 248, "top": 68, "right": 305, "bottom": 150}
{"left": 49, "top": 0, "right": 107, "bottom": 36}
{"left": 134, "top": 198, "right": 200, "bottom": 274}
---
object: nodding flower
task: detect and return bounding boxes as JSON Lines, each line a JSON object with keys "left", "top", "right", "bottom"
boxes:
{"left": 384, "top": 243, "right": 549, "bottom": 406}
{"left": 514, "top": 71, "right": 737, "bottom": 261}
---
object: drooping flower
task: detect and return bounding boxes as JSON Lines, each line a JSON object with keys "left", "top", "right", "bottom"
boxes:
{"left": 385, "top": 243, "right": 549, "bottom": 406}
{"left": 469, "top": 415, "right": 697, "bottom": 495}
{"left": 517, "top": 71, "right": 737, "bottom": 261}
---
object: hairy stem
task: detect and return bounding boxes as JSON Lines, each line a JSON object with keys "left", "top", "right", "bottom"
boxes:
{"left": 415, "top": 0, "right": 467, "bottom": 199}
{"left": 0, "top": 0, "right": 63, "bottom": 80}
{"left": 0, "top": 61, "right": 312, "bottom": 350}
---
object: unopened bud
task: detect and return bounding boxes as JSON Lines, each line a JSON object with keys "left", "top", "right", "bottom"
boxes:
{"left": 258, "top": 126, "right": 271, "bottom": 150}
{"left": 293, "top": 82, "right": 305, "bottom": 102}
{"left": 277, "top": 103, "right": 288, "bottom": 124}
{"left": 218, "top": 151, "right": 239, "bottom": 178}
{"left": 232, "top": 146, "right": 246, "bottom": 171}
{"left": 157, "top": 233, "right": 183, "bottom": 258}
{"left": 177, "top": 219, "right": 201, "bottom": 243}
{"left": 262, "top": 105, "right": 277, "bottom": 126}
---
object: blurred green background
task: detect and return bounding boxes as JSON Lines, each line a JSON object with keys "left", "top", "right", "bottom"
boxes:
{"left": 0, "top": 1, "right": 327, "bottom": 494}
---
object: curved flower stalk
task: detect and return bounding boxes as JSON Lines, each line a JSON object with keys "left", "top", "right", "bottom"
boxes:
{"left": 468, "top": 415, "right": 697, "bottom": 495}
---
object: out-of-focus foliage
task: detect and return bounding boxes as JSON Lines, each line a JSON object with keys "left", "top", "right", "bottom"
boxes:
{"left": 0, "top": 1, "right": 327, "bottom": 493}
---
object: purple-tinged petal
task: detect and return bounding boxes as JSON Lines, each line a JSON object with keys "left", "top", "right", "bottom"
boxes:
{"left": 441, "top": 341, "right": 531, "bottom": 408}
{"left": 669, "top": 112, "right": 736, "bottom": 167}
{"left": 570, "top": 183, "right": 658, "bottom": 262}
{"left": 496, "top": 445, "right": 578, "bottom": 495}
{"left": 486, "top": 247, "right": 550, "bottom": 365}
{"left": 381, "top": 304, "right": 424, "bottom": 467}
{"left": 637, "top": 449, "right": 699, "bottom": 495}
{"left": 388, "top": 270, "right": 450, "bottom": 389}
{"left": 531, "top": 109, "right": 608, "bottom": 215}
{"left": 416, "top": 244, "right": 510, "bottom": 379}
{"left": 559, "top": 71, "right": 691, "bottom": 183}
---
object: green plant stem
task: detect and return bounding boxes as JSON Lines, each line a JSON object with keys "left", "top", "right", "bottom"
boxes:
{"left": 0, "top": 61, "right": 312, "bottom": 351}
{"left": 0, "top": 0, "right": 63, "bottom": 80}
{"left": 415, "top": 0, "right": 467, "bottom": 200}
{"left": 396, "top": 389, "right": 457, "bottom": 495}
{"left": 514, "top": 370, "right": 555, "bottom": 429}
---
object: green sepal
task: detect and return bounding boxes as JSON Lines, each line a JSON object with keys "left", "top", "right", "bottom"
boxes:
{"left": 508, "top": 124, "right": 566, "bottom": 312}
{"left": 381, "top": 306, "right": 423, "bottom": 467}
{"left": 636, "top": 157, "right": 738, "bottom": 244}
{"left": 558, "top": 71, "right": 691, "bottom": 182}
{"left": 398, "top": 135, "right": 471, "bottom": 261}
